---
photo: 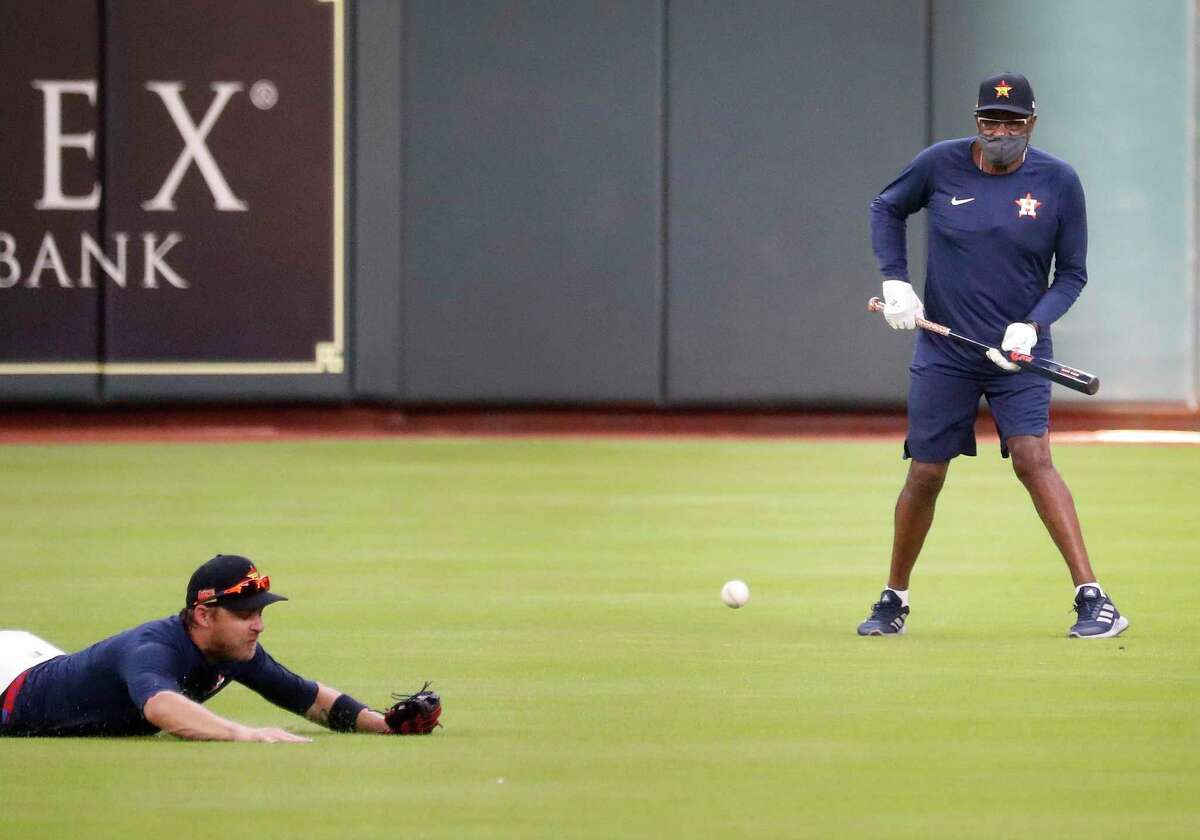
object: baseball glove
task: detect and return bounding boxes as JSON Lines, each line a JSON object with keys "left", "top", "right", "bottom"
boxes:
{"left": 383, "top": 682, "right": 442, "bottom": 735}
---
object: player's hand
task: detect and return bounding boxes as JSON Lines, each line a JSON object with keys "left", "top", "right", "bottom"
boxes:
{"left": 881, "top": 279, "right": 923, "bottom": 330}
{"left": 1001, "top": 322, "right": 1038, "bottom": 355}
{"left": 987, "top": 321, "right": 1038, "bottom": 372}
{"left": 985, "top": 348, "right": 1020, "bottom": 371}
{"left": 383, "top": 683, "right": 442, "bottom": 735}
{"left": 236, "top": 726, "right": 312, "bottom": 743}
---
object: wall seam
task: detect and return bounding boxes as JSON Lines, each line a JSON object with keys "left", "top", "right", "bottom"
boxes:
{"left": 1190, "top": 0, "right": 1198, "bottom": 409}
{"left": 398, "top": 0, "right": 409, "bottom": 402}
{"left": 925, "top": 0, "right": 934, "bottom": 148}
{"left": 657, "top": 0, "right": 670, "bottom": 407}
{"left": 346, "top": 0, "right": 358, "bottom": 396}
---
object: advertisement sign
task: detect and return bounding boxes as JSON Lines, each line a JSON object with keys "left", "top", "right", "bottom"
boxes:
{"left": 0, "top": 0, "right": 344, "bottom": 375}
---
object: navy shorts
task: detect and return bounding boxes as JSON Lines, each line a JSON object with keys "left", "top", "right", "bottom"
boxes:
{"left": 904, "top": 362, "right": 1050, "bottom": 461}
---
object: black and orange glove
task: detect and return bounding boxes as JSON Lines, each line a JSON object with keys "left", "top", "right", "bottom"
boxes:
{"left": 382, "top": 682, "right": 442, "bottom": 735}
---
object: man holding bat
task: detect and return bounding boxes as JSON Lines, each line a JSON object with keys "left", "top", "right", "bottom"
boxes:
{"left": 860, "top": 72, "right": 1127, "bottom": 639}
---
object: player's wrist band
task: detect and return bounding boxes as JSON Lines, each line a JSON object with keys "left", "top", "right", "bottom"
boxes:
{"left": 329, "top": 693, "right": 368, "bottom": 732}
{"left": 1024, "top": 320, "right": 1040, "bottom": 336}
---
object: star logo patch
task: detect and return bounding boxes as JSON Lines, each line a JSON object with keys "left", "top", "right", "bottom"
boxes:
{"left": 1015, "top": 192, "right": 1042, "bottom": 218}
{"left": 994, "top": 80, "right": 1013, "bottom": 98}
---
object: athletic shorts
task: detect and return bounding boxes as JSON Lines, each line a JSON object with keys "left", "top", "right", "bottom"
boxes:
{"left": 904, "top": 361, "right": 1050, "bottom": 461}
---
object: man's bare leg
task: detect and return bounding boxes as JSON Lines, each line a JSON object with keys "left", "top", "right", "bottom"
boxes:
{"left": 1006, "top": 434, "right": 1096, "bottom": 586}
{"left": 887, "top": 459, "right": 950, "bottom": 590}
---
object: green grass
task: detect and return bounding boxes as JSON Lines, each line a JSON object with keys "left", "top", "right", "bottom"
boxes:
{"left": 0, "top": 437, "right": 1196, "bottom": 838}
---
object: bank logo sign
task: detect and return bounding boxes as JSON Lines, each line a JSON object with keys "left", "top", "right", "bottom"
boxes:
{"left": 0, "top": 0, "right": 344, "bottom": 375}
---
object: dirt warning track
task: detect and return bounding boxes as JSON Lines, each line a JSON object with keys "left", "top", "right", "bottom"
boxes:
{"left": 0, "top": 405, "right": 1197, "bottom": 445}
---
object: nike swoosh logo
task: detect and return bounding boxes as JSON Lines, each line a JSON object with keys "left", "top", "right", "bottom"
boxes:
{"left": 950, "top": 196, "right": 975, "bottom": 206}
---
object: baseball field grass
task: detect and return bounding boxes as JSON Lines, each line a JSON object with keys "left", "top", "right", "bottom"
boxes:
{"left": 0, "top": 435, "right": 1196, "bottom": 838}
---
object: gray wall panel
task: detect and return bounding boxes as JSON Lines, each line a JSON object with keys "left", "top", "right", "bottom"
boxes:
{"left": 402, "top": 0, "right": 663, "bottom": 402}
{"left": 351, "top": 0, "right": 405, "bottom": 400}
{"left": 667, "top": 0, "right": 927, "bottom": 404}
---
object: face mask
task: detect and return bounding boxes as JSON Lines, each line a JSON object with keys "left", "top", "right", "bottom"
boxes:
{"left": 977, "top": 133, "right": 1028, "bottom": 167}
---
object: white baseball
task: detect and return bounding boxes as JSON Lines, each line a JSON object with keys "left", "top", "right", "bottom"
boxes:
{"left": 720, "top": 579, "right": 750, "bottom": 608}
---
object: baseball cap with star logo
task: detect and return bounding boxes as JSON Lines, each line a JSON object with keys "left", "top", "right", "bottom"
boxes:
{"left": 974, "top": 72, "right": 1035, "bottom": 116}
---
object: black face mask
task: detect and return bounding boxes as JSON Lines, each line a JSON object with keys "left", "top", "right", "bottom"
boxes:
{"left": 977, "top": 132, "right": 1028, "bottom": 167}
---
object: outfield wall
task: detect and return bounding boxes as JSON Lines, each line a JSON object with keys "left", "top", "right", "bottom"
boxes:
{"left": 1, "top": 0, "right": 1195, "bottom": 408}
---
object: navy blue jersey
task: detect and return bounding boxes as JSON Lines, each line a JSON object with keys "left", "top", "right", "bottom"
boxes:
{"left": 2, "top": 616, "right": 317, "bottom": 737}
{"left": 870, "top": 138, "right": 1087, "bottom": 372}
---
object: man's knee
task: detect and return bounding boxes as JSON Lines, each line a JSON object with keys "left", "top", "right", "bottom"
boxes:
{"left": 1009, "top": 435, "right": 1053, "bottom": 484}
{"left": 905, "top": 460, "right": 948, "bottom": 499}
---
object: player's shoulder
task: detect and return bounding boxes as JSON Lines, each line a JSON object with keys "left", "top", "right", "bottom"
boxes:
{"left": 118, "top": 615, "right": 192, "bottom": 658}
{"left": 912, "top": 137, "right": 973, "bottom": 167}
{"left": 1027, "top": 146, "right": 1083, "bottom": 183}
{"left": 131, "top": 615, "right": 187, "bottom": 642}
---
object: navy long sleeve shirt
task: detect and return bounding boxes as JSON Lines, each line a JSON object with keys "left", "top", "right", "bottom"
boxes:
{"left": 870, "top": 138, "right": 1087, "bottom": 371}
{"left": 2, "top": 616, "right": 318, "bottom": 737}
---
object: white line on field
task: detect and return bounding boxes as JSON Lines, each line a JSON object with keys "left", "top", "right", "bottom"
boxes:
{"left": 1054, "top": 429, "right": 1200, "bottom": 444}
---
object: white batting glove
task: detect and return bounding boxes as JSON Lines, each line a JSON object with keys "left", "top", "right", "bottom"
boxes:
{"left": 1001, "top": 322, "right": 1038, "bottom": 355}
{"left": 881, "top": 279, "right": 923, "bottom": 330}
{"left": 985, "top": 347, "right": 1020, "bottom": 371}
{"left": 986, "top": 322, "right": 1038, "bottom": 372}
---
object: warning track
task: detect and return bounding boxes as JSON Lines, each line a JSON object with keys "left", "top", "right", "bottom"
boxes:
{"left": 0, "top": 405, "right": 1196, "bottom": 445}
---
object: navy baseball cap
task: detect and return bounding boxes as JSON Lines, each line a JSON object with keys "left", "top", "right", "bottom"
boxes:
{"left": 186, "top": 554, "right": 287, "bottom": 611}
{"left": 974, "top": 73, "right": 1036, "bottom": 116}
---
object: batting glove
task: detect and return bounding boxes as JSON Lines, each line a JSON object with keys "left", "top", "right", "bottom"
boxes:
{"left": 985, "top": 347, "right": 1020, "bottom": 372}
{"left": 986, "top": 321, "right": 1038, "bottom": 372}
{"left": 1002, "top": 321, "right": 1038, "bottom": 354}
{"left": 881, "top": 279, "right": 923, "bottom": 330}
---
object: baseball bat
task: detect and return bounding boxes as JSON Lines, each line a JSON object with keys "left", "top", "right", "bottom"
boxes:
{"left": 867, "top": 297, "right": 1100, "bottom": 396}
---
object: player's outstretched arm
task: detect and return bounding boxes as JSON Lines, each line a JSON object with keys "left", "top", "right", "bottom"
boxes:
{"left": 306, "top": 682, "right": 390, "bottom": 734}
{"left": 143, "top": 690, "right": 311, "bottom": 742}
{"left": 305, "top": 681, "right": 442, "bottom": 735}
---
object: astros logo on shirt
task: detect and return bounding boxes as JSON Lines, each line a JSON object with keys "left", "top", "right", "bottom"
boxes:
{"left": 1015, "top": 192, "right": 1042, "bottom": 218}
